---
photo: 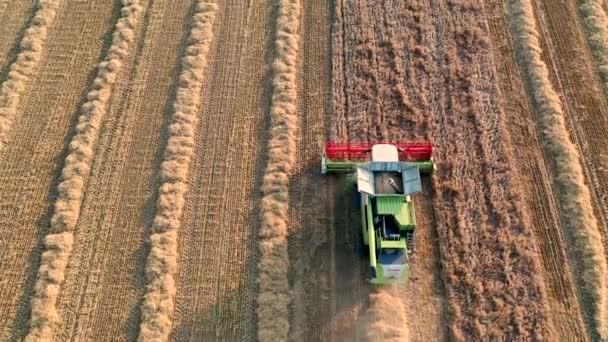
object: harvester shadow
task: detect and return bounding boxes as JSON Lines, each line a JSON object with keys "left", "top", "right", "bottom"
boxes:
{"left": 172, "top": 280, "right": 256, "bottom": 341}
{"left": 286, "top": 161, "right": 373, "bottom": 341}
{"left": 168, "top": 186, "right": 262, "bottom": 341}
{"left": 8, "top": 1, "right": 123, "bottom": 339}
{"left": 325, "top": 171, "right": 373, "bottom": 340}
{"left": 171, "top": 166, "right": 365, "bottom": 342}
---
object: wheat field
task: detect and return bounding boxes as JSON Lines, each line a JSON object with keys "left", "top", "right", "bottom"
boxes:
{"left": 1, "top": 0, "right": 607, "bottom": 340}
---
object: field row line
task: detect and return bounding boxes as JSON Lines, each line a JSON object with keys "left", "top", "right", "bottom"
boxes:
{"left": 0, "top": 0, "right": 62, "bottom": 153}
{"left": 137, "top": 1, "right": 218, "bottom": 340}
{"left": 256, "top": 0, "right": 301, "bottom": 340}
{"left": 24, "top": 0, "right": 145, "bottom": 339}
{"left": 508, "top": 0, "right": 608, "bottom": 338}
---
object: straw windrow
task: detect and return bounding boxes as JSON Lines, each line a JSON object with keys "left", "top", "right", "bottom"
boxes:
{"left": 256, "top": 0, "right": 301, "bottom": 340}
{"left": 137, "top": 2, "right": 218, "bottom": 340}
{"left": 0, "top": 0, "right": 62, "bottom": 153}
{"left": 25, "top": 1, "right": 144, "bottom": 339}
{"left": 508, "top": 0, "right": 608, "bottom": 337}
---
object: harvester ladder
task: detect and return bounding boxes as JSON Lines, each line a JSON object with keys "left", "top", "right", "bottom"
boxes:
{"left": 406, "top": 230, "right": 415, "bottom": 257}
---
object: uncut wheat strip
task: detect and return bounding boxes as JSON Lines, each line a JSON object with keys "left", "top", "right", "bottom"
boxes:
{"left": 578, "top": 0, "right": 608, "bottom": 98}
{"left": 0, "top": 0, "right": 62, "bottom": 153}
{"left": 508, "top": 0, "right": 608, "bottom": 338}
{"left": 257, "top": 0, "right": 300, "bottom": 341}
{"left": 24, "top": 1, "right": 144, "bottom": 340}
{"left": 137, "top": 2, "right": 218, "bottom": 340}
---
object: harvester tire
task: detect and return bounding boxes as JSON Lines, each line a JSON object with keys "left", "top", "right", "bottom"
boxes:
{"left": 356, "top": 235, "right": 368, "bottom": 258}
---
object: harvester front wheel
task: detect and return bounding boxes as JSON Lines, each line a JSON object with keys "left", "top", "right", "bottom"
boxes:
{"left": 356, "top": 234, "right": 369, "bottom": 259}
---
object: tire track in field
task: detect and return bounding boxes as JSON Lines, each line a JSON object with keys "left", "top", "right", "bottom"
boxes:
{"left": 288, "top": 0, "right": 332, "bottom": 340}
{"left": 25, "top": 1, "right": 144, "bottom": 339}
{"left": 321, "top": 0, "right": 370, "bottom": 340}
{"left": 0, "top": 0, "right": 61, "bottom": 152}
{"left": 137, "top": 2, "right": 217, "bottom": 340}
{"left": 257, "top": 0, "right": 301, "bottom": 340}
{"left": 535, "top": 0, "right": 608, "bottom": 253}
{"left": 535, "top": 0, "right": 608, "bottom": 334}
{"left": 328, "top": 5, "right": 359, "bottom": 336}
{"left": 331, "top": 7, "right": 368, "bottom": 340}
{"left": 170, "top": 0, "right": 269, "bottom": 338}
{"left": 333, "top": 1, "right": 378, "bottom": 331}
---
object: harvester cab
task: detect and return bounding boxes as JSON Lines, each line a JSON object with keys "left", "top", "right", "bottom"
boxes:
{"left": 321, "top": 142, "right": 434, "bottom": 285}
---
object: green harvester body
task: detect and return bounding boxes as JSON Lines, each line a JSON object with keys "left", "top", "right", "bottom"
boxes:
{"left": 321, "top": 143, "right": 434, "bottom": 285}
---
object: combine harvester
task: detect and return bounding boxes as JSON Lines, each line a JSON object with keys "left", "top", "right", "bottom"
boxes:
{"left": 322, "top": 142, "right": 434, "bottom": 285}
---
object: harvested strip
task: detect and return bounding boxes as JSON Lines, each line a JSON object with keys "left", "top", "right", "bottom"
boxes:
{"left": 25, "top": 0, "right": 144, "bottom": 340}
{"left": 508, "top": 0, "right": 608, "bottom": 338}
{"left": 137, "top": 2, "right": 218, "bottom": 340}
{"left": 578, "top": 0, "right": 608, "bottom": 98}
{"left": 0, "top": 0, "right": 62, "bottom": 152}
{"left": 257, "top": 0, "right": 300, "bottom": 340}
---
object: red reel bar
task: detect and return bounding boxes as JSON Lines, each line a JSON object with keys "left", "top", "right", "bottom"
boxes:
{"left": 325, "top": 142, "right": 432, "bottom": 161}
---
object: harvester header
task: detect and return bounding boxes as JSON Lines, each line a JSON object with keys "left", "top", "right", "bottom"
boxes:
{"left": 322, "top": 141, "right": 434, "bottom": 175}
{"left": 324, "top": 141, "right": 432, "bottom": 160}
